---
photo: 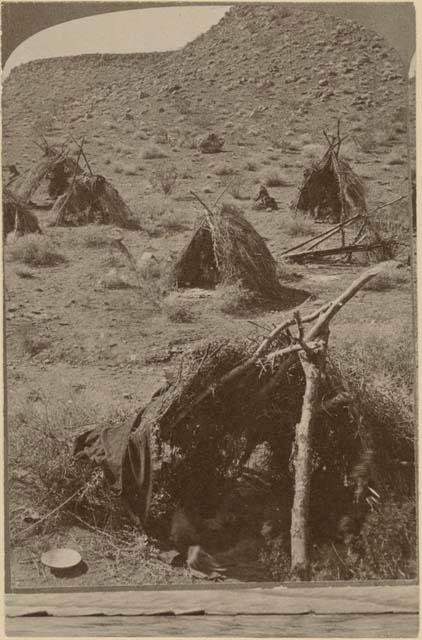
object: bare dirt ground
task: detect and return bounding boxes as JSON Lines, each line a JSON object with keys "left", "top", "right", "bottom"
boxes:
{"left": 3, "top": 5, "right": 416, "bottom": 587}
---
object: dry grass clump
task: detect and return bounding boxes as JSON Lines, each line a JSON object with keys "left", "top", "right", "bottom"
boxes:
{"left": 150, "top": 164, "right": 178, "bottom": 195}
{"left": 141, "top": 195, "right": 188, "bottom": 236}
{"left": 260, "top": 168, "right": 291, "bottom": 187}
{"left": 243, "top": 158, "right": 260, "bottom": 172}
{"left": 215, "top": 280, "right": 256, "bottom": 315}
{"left": 81, "top": 225, "right": 110, "bottom": 248}
{"left": 15, "top": 266, "right": 36, "bottom": 279}
{"left": 276, "top": 261, "right": 304, "bottom": 283}
{"left": 163, "top": 293, "right": 198, "bottom": 323}
{"left": 101, "top": 268, "right": 132, "bottom": 289}
{"left": 302, "top": 143, "right": 325, "bottom": 159}
{"left": 227, "top": 178, "right": 245, "bottom": 200}
{"left": 9, "top": 235, "right": 66, "bottom": 267}
{"left": 16, "top": 323, "right": 51, "bottom": 358}
{"left": 281, "top": 213, "right": 315, "bottom": 237}
{"left": 215, "top": 163, "right": 235, "bottom": 176}
{"left": 140, "top": 144, "right": 168, "bottom": 160}
{"left": 8, "top": 395, "right": 137, "bottom": 544}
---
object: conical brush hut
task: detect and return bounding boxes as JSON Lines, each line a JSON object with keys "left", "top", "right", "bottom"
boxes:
{"left": 73, "top": 325, "right": 414, "bottom": 560}
{"left": 52, "top": 174, "right": 141, "bottom": 229}
{"left": 174, "top": 202, "right": 286, "bottom": 300}
{"left": 73, "top": 265, "right": 415, "bottom": 577}
{"left": 3, "top": 188, "right": 42, "bottom": 239}
{"left": 295, "top": 131, "right": 367, "bottom": 224}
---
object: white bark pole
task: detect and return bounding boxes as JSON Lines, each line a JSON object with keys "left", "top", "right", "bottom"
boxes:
{"left": 290, "top": 347, "right": 324, "bottom": 580}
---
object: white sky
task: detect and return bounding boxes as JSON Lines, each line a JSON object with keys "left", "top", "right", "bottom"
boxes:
{"left": 3, "top": 6, "right": 230, "bottom": 79}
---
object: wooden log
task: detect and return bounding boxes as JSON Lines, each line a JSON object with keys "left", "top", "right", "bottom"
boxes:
{"left": 285, "top": 243, "right": 384, "bottom": 262}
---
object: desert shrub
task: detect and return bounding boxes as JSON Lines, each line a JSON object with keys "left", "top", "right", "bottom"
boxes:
{"left": 101, "top": 268, "right": 131, "bottom": 289}
{"left": 123, "top": 162, "right": 139, "bottom": 176}
{"left": 277, "top": 261, "right": 303, "bottom": 283}
{"left": 282, "top": 138, "right": 301, "bottom": 152}
{"left": 302, "top": 143, "right": 325, "bottom": 159}
{"left": 163, "top": 294, "right": 197, "bottom": 323}
{"left": 215, "top": 163, "right": 235, "bottom": 176}
{"left": 260, "top": 168, "right": 290, "bottom": 187}
{"left": 17, "top": 324, "right": 50, "bottom": 358}
{"left": 15, "top": 266, "right": 36, "bottom": 279}
{"left": 82, "top": 225, "right": 109, "bottom": 248}
{"left": 227, "top": 178, "right": 244, "bottom": 200}
{"left": 150, "top": 164, "right": 178, "bottom": 195}
{"left": 8, "top": 397, "right": 134, "bottom": 540}
{"left": 215, "top": 281, "right": 256, "bottom": 314}
{"left": 243, "top": 158, "right": 259, "bottom": 172}
{"left": 116, "top": 143, "right": 134, "bottom": 157}
{"left": 10, "top": 235, "right": 65, "bottom": 267}
{"left": 310, "top": 498, "right": 416, "bottom": 581}
{"left": 140, "top": 144, "right": 168, "bottom": 160}
{"left": 141, "top": 195, "right": 187, "bottom": 236}
{"left": 159, "top": 210, "right": 188, "bottom": 233}
{"left": 154, "top": 129, "right": 176, "bottom": 146}
{"left": 282, "top": 213, "right": 315, "bottom": 237}
{"left": 220, "top": 201, "right": 244, "bottom": 216}
{"left": 369, "top": 198, "right": 410, "bottom": 251}
{"left": 348, "top": 499, "right": 416, "bottom": 579}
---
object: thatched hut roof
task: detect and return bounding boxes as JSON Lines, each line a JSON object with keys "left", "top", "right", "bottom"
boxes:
{"left": 295, "top": 134, "right": 367, "bottom": 223}
{"left": 52, "top": 174, "right": 140, "bottom": 229}
{"left": 174, "top": 205, "right": 285, "bottom": 300}
{"left": 16, "top": 147, "right": 81, "bottom": 204}
{"left": 73, "top": 332, "right": 414, "bottom": 552}
{"left": 3, "top": 188, "right": 42, "bottom": 238}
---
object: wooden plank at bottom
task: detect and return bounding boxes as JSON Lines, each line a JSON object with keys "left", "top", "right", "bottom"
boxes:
{"left": 5, "top": 614, "right": 419, "bottom": 637}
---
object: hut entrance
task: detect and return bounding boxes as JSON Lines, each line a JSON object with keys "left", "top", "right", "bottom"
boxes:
{"left": 175, "top": 225, "right": 219, "bottom": 289}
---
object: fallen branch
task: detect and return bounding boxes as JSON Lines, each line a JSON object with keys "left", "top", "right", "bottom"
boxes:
{"left": 280, "top": 217, "right": 360, "bottom": 257}
{"left": 16, "top": 485, "right": 86, "bottom": 540}
{"left": 285, "top": 243, "right": 386, "bottom": 262}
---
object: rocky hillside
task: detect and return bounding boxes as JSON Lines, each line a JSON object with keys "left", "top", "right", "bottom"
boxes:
{"left": 3, "top": 4, "right": 410, "bottom": 176}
